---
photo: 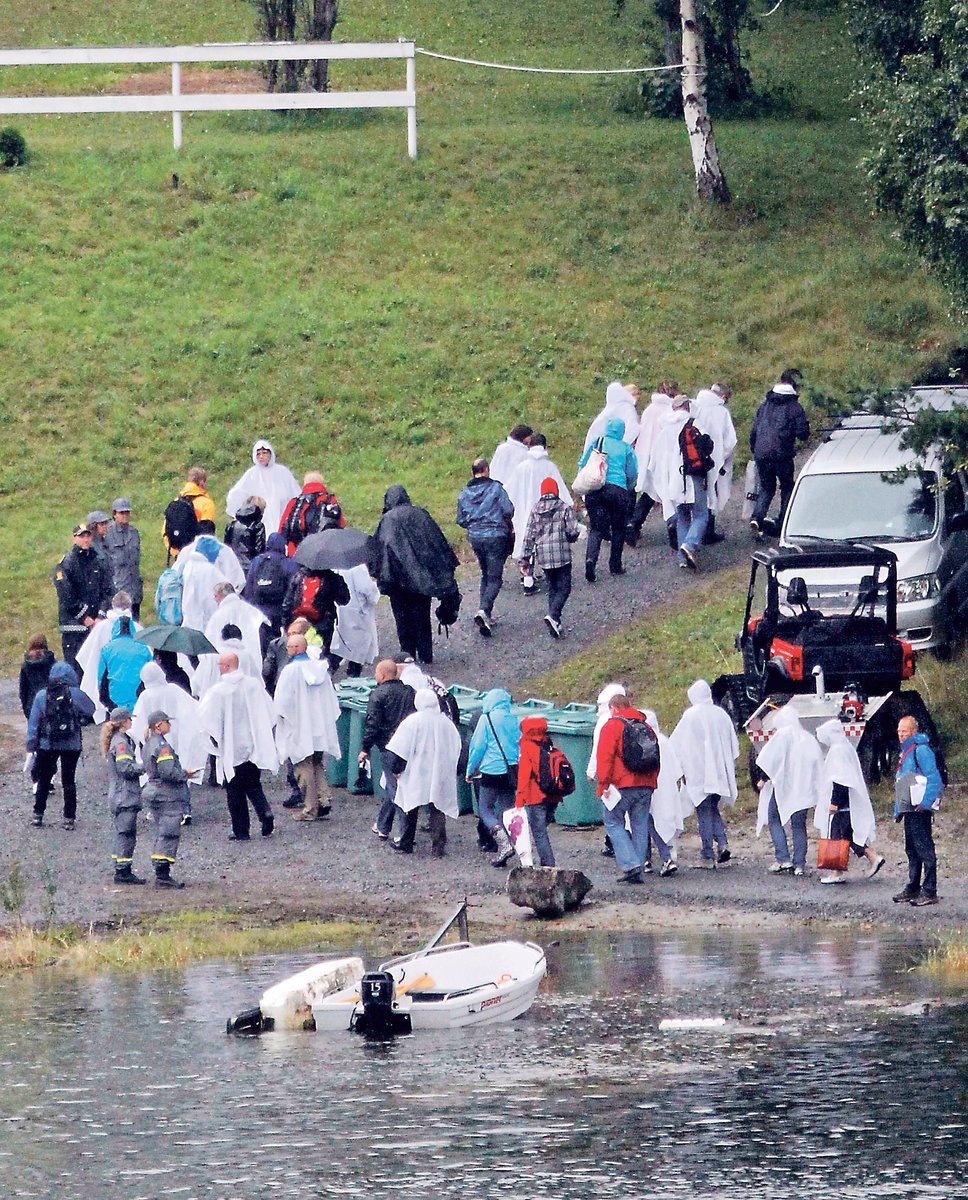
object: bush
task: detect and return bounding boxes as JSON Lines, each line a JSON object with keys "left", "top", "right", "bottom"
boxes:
{"left": 0, "top": 127, "right": 28, "bottom": 168}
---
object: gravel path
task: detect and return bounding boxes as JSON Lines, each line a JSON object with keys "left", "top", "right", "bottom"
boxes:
{"left": 1, "top": 507, "right": 964, "bottom": 936}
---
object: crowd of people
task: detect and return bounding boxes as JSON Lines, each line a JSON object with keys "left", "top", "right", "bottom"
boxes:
{"left": 19, "top": 377, "right": 942, "bottom": 903}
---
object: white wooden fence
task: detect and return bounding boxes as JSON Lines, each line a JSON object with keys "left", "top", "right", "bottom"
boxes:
{"left": 0, "top": 41, "right": 418, "bottom": 158}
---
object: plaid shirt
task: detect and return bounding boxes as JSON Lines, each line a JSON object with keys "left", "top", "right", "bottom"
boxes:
{"left": 521, "top": 495, "right": 580, "bottom": 569}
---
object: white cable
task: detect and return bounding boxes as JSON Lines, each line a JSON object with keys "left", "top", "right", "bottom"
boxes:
{"left": 761, "top": 0, "right": 787, "bottom": 14}
{"left": 415, "top": 48, "right": 689, "bottom": 76}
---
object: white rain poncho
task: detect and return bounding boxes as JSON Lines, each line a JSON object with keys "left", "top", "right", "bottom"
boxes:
{"left": 755, "top": 706, "right": 826, "bottom": 835}
{"left": 76, "top": 606, "right": 141, "bottom": 723}
{"left": 131, "top": 661, "right": 208, "bottom": 782}
{"left": 175, "top": 535, "right": 245, "bottom": 632}
{"left": 583, "top": 381, "right": 640, "bottom": 450}
{"left": 203, "top": 592, "right": 267, "bottom": 673}
{"left": 192, "top": 635, "right": 261, "bottom": 699}
{"left": 634, "top": 392, "right": 673, "bottom": 496}
{"left": 330, "top": 564, "right": 380, "bottom": 666}
{"left": 225, "top": 439, "right": 299, "bottom": 536}
{"left": 385, "top": 688, "right": 462, "bottom": 818}
{"left": 669, "top": 680, "right": 739, "bottom": 810}
{"left": 273, "top": 654, "right": 341, "bottom": 766}
{"left": 813, "top": 718, "right": 876, "bottom": 847}
{"left": 507, "top": 446, "right": 572, "bottom": 560}
{"left": 649, "top": 406, "right": 694, "bottom": 516}
{"left": 198, "top": 667, "right": 279, "bottom": 784}
{"left": 643, "top": 708, "right": 687, "bottom": 845}
{"left": 693, "top": 388, "right": 738, "bottom": 515}
{"left": 585, "top": 683, "right": 626, "bottom": 781}
{"left": 489, "top": 436, "right": 531, "bottom": 486}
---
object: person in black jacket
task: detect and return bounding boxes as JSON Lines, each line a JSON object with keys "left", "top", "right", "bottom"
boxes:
{"left": 224, "top": 498, "right": 267, "bottom": 574}
{"left": 280, "top": 567, "right": 350, "bottom": 655}
{"left": 54, "top": 524, "right": 113, "bottom": 674}
{"left": 19, "top": 634, "right": 55, "bottom": 719}
{"left": 359, "top": 659, "right": 416, "bottom": 840}
{"left": 749, "top": 370, "right": 810, "bottom": 538}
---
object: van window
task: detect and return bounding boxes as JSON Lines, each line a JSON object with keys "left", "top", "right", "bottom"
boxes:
{"left": 785, "top": 471, "right": 937, "bottom": 543}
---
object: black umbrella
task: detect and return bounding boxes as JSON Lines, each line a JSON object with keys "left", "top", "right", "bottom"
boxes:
{"left": 134, "top": 625, "right": 217, "bottom": 655}
{"left": 294, "top": 527, "right": 373, "bottom": 571}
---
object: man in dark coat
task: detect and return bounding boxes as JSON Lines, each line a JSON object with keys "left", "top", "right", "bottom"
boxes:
{"left": 244, "top": 531, "right": 299, "bottom": 636}
{"left": 54, "top": 524, "right": 113, "bottom": 675}
{"left": 370, "top": 485, "right": 460, "bottom": 665}
{"left": 456, "top": 457, "right": 514, "bottom": 638}
{"left": 749, "top": 370, "right": 810, "bottom": 538}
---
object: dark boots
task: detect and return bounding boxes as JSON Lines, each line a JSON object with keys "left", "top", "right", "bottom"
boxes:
{"left": 702, "top": 513, "right": 726, "bottom": 545}
{"left": 113, "top": 864, "right": 146, "bottom": 886}
{"left": 154, "top": 861, "right": 185, "bottom": 889}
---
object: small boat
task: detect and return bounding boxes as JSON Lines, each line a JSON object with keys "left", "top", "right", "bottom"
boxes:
{"left": 226, "top": 901, "right": 546, "bottom": 1037}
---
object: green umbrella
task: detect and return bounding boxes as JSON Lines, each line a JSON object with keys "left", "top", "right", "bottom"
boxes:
{"left": 134, "top": 625, "right": 217, "bottom": 655}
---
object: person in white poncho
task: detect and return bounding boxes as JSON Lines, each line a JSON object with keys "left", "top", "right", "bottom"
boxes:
{"left": 692, "top": 384, "right": 737, "bottom": 545}
{"left": 274, "top": 633, "right": 342, "bottom": 822}
{"left": 489, "top": 424, "right": 533, "bottom": 486}
{"left": 384, "top": 687, "right": 462, "bottom": 858}
{"left": 174, "top": 532, "right": 245, "bottom": 633}
{"left": 507, "top": 434, "right": 572, "bottom": 566}
{"left": 203, "top": 583, "right": 268, "bottom": 667}
{"left": 198, "top": 652, "right": 278, "bottom": 841}
{"left": 670, "top": 679, "right": 738, "bottom": 868}
{"left": 583, "top": 380, "right": 640, "bottom": 449}
{"left": 131, "top": 661, "right": 208, "bottom": 784}
{"left": 643, "top": 708, "right": 686, "bottom": 875}
{"left": 330, "top": 564, "right": 380, "bottom": 676}
{"left": 626, "top": 382, "right": 676, "bottom": 547}
{"left": 814, "top": 719, "right": 885, "bottom": 884}
{"left": 225, "top": 439, "right": 299, "bottom": 538}
{"left": 754, "top": 706, "right": 824, "bottom": 876}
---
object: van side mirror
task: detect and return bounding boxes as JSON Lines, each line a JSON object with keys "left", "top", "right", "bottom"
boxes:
{"left": 949, "top": 512, "right": 968, "bottom": 534}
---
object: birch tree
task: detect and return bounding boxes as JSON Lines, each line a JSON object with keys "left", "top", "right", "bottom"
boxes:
{"left": 679, "top": 0, "right": 731, "bottom": 202}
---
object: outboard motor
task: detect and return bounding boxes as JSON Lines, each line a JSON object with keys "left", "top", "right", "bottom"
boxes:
{"left": 226, "top": 1006, "right": 273, "bottom": 1036}
{"left": 350, "top": 971, "right": 412, "bottom": 1037}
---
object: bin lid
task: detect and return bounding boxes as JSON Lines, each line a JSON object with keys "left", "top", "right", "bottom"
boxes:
{"left": 448, "top": 684, "right": 482, "bottom": 699}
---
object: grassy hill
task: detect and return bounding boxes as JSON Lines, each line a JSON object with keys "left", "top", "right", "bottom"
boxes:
{"left": 0, "top": 0, "right": 964, "bottom": 668}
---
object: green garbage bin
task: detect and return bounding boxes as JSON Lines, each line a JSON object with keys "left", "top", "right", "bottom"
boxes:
{"left": 544, "top": 709, "right": 601, "bottom": 827}
{"left": 450, "top": 685, "right": 484, "bottom": 815}
{"left": 328, "top": 679, "right": 376, "bottom": 789}
{"left": 341, "top": 678, "right": 379, "bottom": 791}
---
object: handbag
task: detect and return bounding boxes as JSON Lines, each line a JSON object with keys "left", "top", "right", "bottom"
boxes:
{"left": 817, "top": 810, "right": 850, "bottom": 871}
{"left": 502, "top": 805, "right": 533, "bottom": 868}
{"left": 572, "top": 438, "right": 607, "bottom": 497}
{"left": 486, "top": 712, "right": 518, "bottom": 792}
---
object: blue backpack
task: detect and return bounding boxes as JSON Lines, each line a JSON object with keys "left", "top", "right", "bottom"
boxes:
{"left": 155, "top": 567, "right": 183, "bottom": 626}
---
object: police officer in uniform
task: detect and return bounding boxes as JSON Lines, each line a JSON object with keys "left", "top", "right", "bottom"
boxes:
{"left": 101, "top": 705, "right": 145, "bottom": 885}
{"left": 143, "top": 710, "right": 195, "bottom": 888}
{"left": 54, "top": 522, "right": 113, "bottom": 675}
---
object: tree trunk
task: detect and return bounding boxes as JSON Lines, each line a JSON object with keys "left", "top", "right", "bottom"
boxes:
{"left": 679, "top": 0, "right": 731, "bottom": 203}
{"left": 307, "top": 0, "right": 339, "bottom": 92}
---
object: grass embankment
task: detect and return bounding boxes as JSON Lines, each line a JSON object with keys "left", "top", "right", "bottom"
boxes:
{"left": 920, "top": 934, "right": 968, "bottom": 983}
{"left": 0, "top": 0, "right": 964, "bottom": 670}
{"left": 0, "top": 905, "right": 372, "bottom": 972}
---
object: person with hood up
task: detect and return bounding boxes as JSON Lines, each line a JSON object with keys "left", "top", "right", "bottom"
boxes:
{"left": 650, "top": 395, "right": 706, "bottom": 565}
{"left": 893, "top": 715, "right": 944, "bottom": 906}
{"left": 586, "top": 682, "right": 625, "bottom": 860}
{"left": 521, "top": 477, "right": 581, "bottom": 639}
{"left": 174, "top": 527, "right": 245, "bottom": 632}
{"left": 226, "top": 439, "right": 299, "bottom": 537}
{"left": 330, "top": 563, "right": 380, "bottom": 676}
{"left": 754, "top": 706, "right": 825, "bottom": 876}
{"left": 577, "top": 416, "right": 638, "bottom": 581}
{"left": 814, "top": 719, "right": 885, "bottom": 884}
{"left": 199, "top": 652, "right": 278, "bottom": 840}
{"left": 626, "top": 381, "right": 677, "bottom": 547}
{"left": 98, "top": 614, "right": 153, "bottom": 712}
{"left": 670, "top": 680, "right": 739, "bottom": 868}
{"left": 76, "top": 590, "right": 140, "bottom": 723}
{"left": 204, "top": 582, "right": 268, "bottom": 669}
{"left": 19, "top": 634, "right": 55, "bottom": 720}
{"left": 456, "top": 457, "right": 515, "bottom": 639}
{"left": 224, "top": 497, "right": 267, "bottom": 574}
{"left": 513, "top": 716, "right": 559, "bottom": 867}
{"left": 489, "top": 424, "right": 533, "bottom": 485}
{"left": 595, "top": 692, "right": 660, "bottom": 884}
{"left": 749, "top": 370, "right": 809, "bottom": 538}
{"left": 465, "top": 688, "right": 522, "bottom": 867}
{"left": 244, "top": 531, "right": 300, "bottom": 636}
{"left": 142, "top": 710, "right": 194, "bottom": 888}
{"left": 101, "top": 706, "right": 146, "bottom": 885}
{"left": 131, "top": 661, "right": 209, "bottom": 784}
{"left": 583, "top": 380, "right": 640, "bottom": 450}
{"left": 643, "top": 708, "right": 686, "bottom": 876}
{"left": 506, "top": 434, "right": 573, "bottom": 574}
{"left": 369, "top": 485, "right": 460, "bottom": 666}
{"left": 274, "top": 633, "right": 341, "bottom": 822}
{"left": 693, "top": 384, "right": 737, "bottom": 545}
{"left": 26, "top": 662, "right": 95, "bottom": 829}
{"left": 384, "top": 687, "right": 462, "bottom": 857}
{"left": 192, "top": 623, "right": 261, "bottom": 699}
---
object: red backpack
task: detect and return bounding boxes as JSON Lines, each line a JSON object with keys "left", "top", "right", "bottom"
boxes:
{"left": 293, "top": 574, "right": 322, "bottom": 622}
{"left": 538, "top": 739, "right": 576, "bottom": 797}
{"left": 679, "top": 419, "right": 715, "bottom": 478}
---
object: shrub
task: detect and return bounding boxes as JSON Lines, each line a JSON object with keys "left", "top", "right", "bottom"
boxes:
{"left": 0, "top": 127, "right": 28, "bottom": 168}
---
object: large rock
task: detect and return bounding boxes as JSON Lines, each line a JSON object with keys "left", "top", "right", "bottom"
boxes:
{"left": 506, "top": 866, "right": 593, "bottom": 919}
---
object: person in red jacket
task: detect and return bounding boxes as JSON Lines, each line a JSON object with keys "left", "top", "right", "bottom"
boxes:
{"left": 278, "top": 472, "right": 344, "bottom": 555}
{"left": 515, "top": 716, "right": 556, "bottom": 866}
{"left": 596, "top": 693, "right": 659, "bottom": 884}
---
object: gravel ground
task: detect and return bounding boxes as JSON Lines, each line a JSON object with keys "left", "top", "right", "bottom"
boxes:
{"left": 1, "top": 507, "right": 964, "bottom": 935}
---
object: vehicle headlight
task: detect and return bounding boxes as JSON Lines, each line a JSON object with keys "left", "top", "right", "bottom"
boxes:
{"left": 897, "top": 574, "right": 940, "bottom": 604}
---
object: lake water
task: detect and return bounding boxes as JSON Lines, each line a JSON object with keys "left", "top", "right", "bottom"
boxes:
{"left": 0, "top": 929, "right": 966, "bottom": 1199}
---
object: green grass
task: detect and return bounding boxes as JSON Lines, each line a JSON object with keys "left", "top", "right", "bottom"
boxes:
{"left": 0, "top": 1, "right": 965, "bottom": 669}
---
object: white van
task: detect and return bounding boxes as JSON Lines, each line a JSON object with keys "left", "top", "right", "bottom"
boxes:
{"left": 780, "top": 386, "right": 968, "bottom": 654}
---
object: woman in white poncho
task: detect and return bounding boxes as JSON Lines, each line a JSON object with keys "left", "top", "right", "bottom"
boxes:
{"left": 330, "top": 564, "right": 380, "bottom": 674}
{"left": 755, "top": 706, "right": 825, "bottom": 876}
{"left": 583, "top": 380, "right": 639, "bottom": 449}
{"left": 693, "top": 385, "right": 737, "bottom": 543}
{"left": 225, "top": 439, "right": 299, "bottom": 537}
{"left": 670, "top": 679, "right": 738, "bottom": 867}
{"left": 384, "top": 688, "right": 461, "bottom": 858}
{"left": 626, "top": 386, "right": 675, "bottom": 545}
{"left": 813, "top": 718, "right": 885, "bottom": 884}
{"left": 643, "top": 708, "right": 686, "bottom": 875}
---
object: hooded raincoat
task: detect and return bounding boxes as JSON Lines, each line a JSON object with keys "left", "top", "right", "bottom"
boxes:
{"left": 643, "top": 708, "right": 688, "bottom": 845}
{"left": 131, "top": 661, "right": 208, "bottom": 782}
{"left": 489, "top": 435, "right": 531, "bottom": 485}
{"left": 634, "top": 392, "right": 673, "bottom": 496}
{"left": 225, "top": 439, "right": 299, "bottom": 536}
{"left": 369, "top": 486, "right": 459, "bottom": 597}
{"left": 813, "top": 718, "right": 876, "bottom": 847}
{"left": 670, "top": 680, "right": 739, "bottom": 810}
{"left": 331, "top": 564, "right": 380, "bottom": 666}
{"left": 175, "top": 535, "right": 246, "bottom": 632}
{"left": 385, "top": 688, "right": 462, "bottom": 817}
{"left": 693, "top": 388, "right": 738, "bottom": 514}
{"left": 199, "top": 668, "right": 279, "bottom": 785}
{"left": 466, "top": 688, "right": 521, "bottom": 778}
{"left": 273, "top": 653, "right": 342, "bottom": 766}
{"left": 76, "top": 606, "right": 142, "bottom": 723}
{"left": 583, "top": 381, "right": 640, "bottom": 449}
{"left": 203, "top": 593, "right": 268, "bottom": 673}
{"left": 755, "top": 707, "right": 826, "bottom": 835}
{"left": 650, "top": 406, "right": 694, "bottom": 516}
{"left": 507, "top": 447, "right": 573, "bottom": 560}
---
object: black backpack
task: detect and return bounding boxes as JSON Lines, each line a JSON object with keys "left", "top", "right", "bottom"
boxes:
{"left": 619, "top": 717, "right": 661, "bottom": 774}
{"left": 283, "top": 493, "right": 332, "bottom": 546}
{"left": 252, "top": 555, "right": 290, "bottom": 608}
{"left": 164, "top": 495, "right": 199, "bottom": 551}
{"left": 538, "top": 739, "right": 576, "bottom": 797}
{"left": 45, "top": 679, "right": 80, "bottom": 744}
{"left": 679, "top": 419, "right": 715, "bottom": 478}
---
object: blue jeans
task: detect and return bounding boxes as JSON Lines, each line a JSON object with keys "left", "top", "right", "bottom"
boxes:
{"left": 602, "top": 786, "right": 653, "bottom": 873}
{"left": 525, "top": 803, "right": 556, "bottom": 867}
{"left": 676, "top": 476, "right": 709, "bottom": 560}
{"left": 768, "top": 797, "right": 808, "bottom": 868}
{"left": 647, "top": 815, "right": 673, "bottom": 865}
{"left": 471, "top": 537, "right": 507, "bottom": 617}
{"left": 696, "top": 793, "right": 728, "bottom": 861}
{"left": 375, "top": 770, "right": 399, "bottom": 837}
{"left": 478, "top": 778, "right": 514, "bottom": 834}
